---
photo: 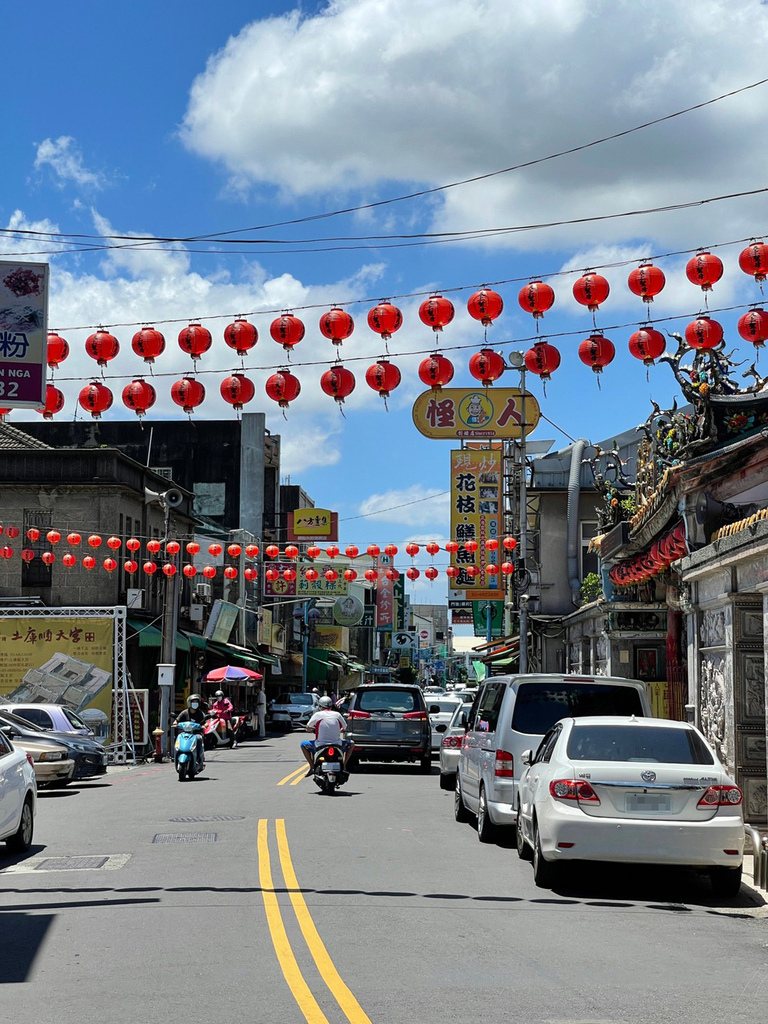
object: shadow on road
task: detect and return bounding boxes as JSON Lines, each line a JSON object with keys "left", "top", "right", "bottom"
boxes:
{"left": 0, "top": 912, "right": 55, "bottom": 983}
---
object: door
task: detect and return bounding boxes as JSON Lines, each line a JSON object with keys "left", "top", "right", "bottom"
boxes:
{"left": 0, "top": 730, "right": 24, "bottom": 837}
{"left": 464, "top": 682, "right": 505, "bottom": 808}
{"left": 519, "top": 725, "right": 561, "bottom": 846}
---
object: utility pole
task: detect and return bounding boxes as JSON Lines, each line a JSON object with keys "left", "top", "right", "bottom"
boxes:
{"left": 158, "top": 498, "right": 179, "bottom": 754}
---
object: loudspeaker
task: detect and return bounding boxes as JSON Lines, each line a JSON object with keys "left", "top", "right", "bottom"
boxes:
{"left": 144, "top": 486, "right": 184, "bottom": 508}
{"left": 695, "top": 491, "right": 758, "bottom": 535}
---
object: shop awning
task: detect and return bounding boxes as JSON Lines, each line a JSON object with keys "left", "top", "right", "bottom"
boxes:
{"left": 182, "top": 630, "right": 207, "bottom": 650}
{"left": 256, "top": 651, "right": 280, "bottom": 667}
{"left": 127, "top": 618, "right": 190, "bottom": 652}
{"left": 206, "top": 639, "right": 264, "bottom": 669}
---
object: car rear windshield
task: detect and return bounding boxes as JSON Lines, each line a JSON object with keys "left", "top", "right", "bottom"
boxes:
{"left": 428, "top": 700, "right": 462, "bottom": 715}
{"left": 511, "top": 682, "right": 644, "bottom": 735}
{"left": 356, "top": 689, "right": 418, "bottom": 713}
{"left": 276, "top": 693, "right": 314, "bottom": 705}
{"left": 566, "top": 725, "right": 715, "bottom": 764}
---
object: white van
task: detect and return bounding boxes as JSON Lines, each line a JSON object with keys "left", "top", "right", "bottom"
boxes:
{"left": 454, "top": 674, "right": 652, "bottom": 842}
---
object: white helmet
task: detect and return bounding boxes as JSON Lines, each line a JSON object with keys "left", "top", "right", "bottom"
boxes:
{"left": 319, "top": 696, "right": 333, "bottom": 708}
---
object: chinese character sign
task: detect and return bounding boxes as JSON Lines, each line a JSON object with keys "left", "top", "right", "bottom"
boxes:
{"left": 0, "top": 261, "right": 48, "bottom": 408}
{"left": 0, "top": 616, "right": 114, "bottom": 735}
{"left": 287, "top": 508, "right": 339, "bottom": 542}
{"left": 450, "top": 449, "right": 503, "bottom": 594}
{"left": 412, "top": 388, "right": 540, "bottom": 440}
{"left": 376, "top": 556, "right": 395, "bottom": 631}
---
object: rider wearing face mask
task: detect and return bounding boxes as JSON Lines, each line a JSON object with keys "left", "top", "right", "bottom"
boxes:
{"left": 173, "top": 694, "right": 207, "bottom": 769}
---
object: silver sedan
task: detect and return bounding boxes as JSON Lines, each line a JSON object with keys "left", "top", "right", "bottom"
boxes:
{"left": 438, "top": 703, "right": 472, "bottom": 790}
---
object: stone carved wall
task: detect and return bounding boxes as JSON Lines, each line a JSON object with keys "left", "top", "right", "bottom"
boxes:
{"left": 699, "top": 653, "right": 730, "bottom": 769}
{"left": 699, "top": 609, "right": 726, "bottom": 649}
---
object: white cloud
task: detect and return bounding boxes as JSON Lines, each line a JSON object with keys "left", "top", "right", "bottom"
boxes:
{"left": 180, "top": 0, "right": 768, "bottom": 253}
{"left": 356, "top": 485, "right": 449, "bottom": 526}
{"left": 34, "top": 137, "right": 106, "bottom": 191}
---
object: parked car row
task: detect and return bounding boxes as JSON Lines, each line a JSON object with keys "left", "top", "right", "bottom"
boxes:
{"left": 0, "top": 707, "right": 108, "bottom": 788}
{"left": 441, "top": 673, "right": 745, "bottom": 898}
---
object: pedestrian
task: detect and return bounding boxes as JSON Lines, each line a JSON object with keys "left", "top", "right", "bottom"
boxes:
{"left": 255, "top": 682, "right": 267, "bottom": 739}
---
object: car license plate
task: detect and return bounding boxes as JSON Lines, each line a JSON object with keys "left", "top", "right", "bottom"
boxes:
{"left": 378, "top": 722, "right": 397, "bottom": 735}
{"left": 625, "top": 793, "right": 671, "bottom": 813}
{"left": 322, "top": 762, "right": 341, "bottom": 772}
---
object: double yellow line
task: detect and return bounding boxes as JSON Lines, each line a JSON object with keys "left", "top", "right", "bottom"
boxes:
{"left": 258, "top": 819, "right": 372, "bottom": 1024}
{"left": 278, "top": 764, "right": 308, "bottom": 786}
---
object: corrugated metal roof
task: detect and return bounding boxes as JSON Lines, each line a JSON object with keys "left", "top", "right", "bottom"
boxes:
{"left": 0, "top": 421, "right": 53, "bottom": 450}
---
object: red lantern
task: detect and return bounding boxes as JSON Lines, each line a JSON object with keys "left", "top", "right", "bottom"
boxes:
{"left": 131, "top": 327, "right": 165, "bottom": 364}
{"left": 405, "top": 543, "right": 419, "bottom": 557}
{"left": 265, "top": 544, "right": 279, "bottom": 559}
{"left": 325, "top": 568, "right": 339, "bottom": 582}
{"left": 186, "top": 541, "right": 200, "bottom": 555}
{"left": 304, "top": 568, "right": 319, "bottom": 582}
{"left": 38, "top": 384, "right": 65, "bottom": 420}
{"left": 737, "top": 308, "right": 768, "bottom": 349}
{"left": 445, "top": 540, "right": 459, "bottom": 554}
{"left": 579, "top": 334, "right": 615, "bottom": 374}
{"left": 418, "top": 353, "right": 454, "bottom": 390}
{"left": 306, "top": 545, "right": 321, "bottom": 559}
{"left": 319, "top": 307, "right": 354, "bottom": 346}
{"left": 467, "top": 289, "right": 503, "bottom": 326}
{"left": 464, "top": 540, "right": 478, "bottom": 553}
{"left": 0, "top": 546, "right": 12, "bottom": 559}
{"left": 107, "top": 536, "right": 122, "bottom": 550}
{"left": 345, "top": 545, "right": 359, "bottom": 558}
{"left": 739, "top": 241, "right": 768, "bottom": 283}
{"left": 280, "top": 568, "right": 295, "bottom": 582}
{"left": 365, "top": 360, "right": 401, "bottom": 400}
{"left": 501, "top": 561, "right": 514, "bottom": 575}
{"left": 220, "top": 373, "right": 256, "bottom": 411}
{"left": 486, "top": 563, "right": 499, "bottom": 576}
{"left": 265, "top": 567, "right": 279, "bottom": 582}
{"left": 224, "top": 566, "right": 238, "bottom": 580}
{"left": 183, "top": 564, "right": 197, "bottom": 578}
{"left": 85, "top": 328, "right": 120, "bottom": 366}
{"left": 245, "top": 544, "right": 259, "bottom": 557}
{"left": 103, "top": 558, "right": 117, "bottom": 573}
{"left": 208, "top": 543, "right": 223, "bottom": 557}
{"left": 425, "top": 566, "right": 438, "bottom": 581}
{"left": 385, "top": 568, "right": 399, "bottom": 581}
{"left": 62, "top": 553, "right": 77, "bottom": 568}
{"left": 166, "top": 541, "right": 180, "bottom": 555}
{"left": 224, "top": 319, "right": 258, "bottom": 356}
{"left": 46, "top": 529, "right": 61, "bottom": 545}
{"left": 126, "top": 538, "right": 140, "bottom": 552}
{"left": 283, "top": 544, "right": 298, "bottom": 559}
{"left": 122, "top": 379, "right": 156, "bottom": 419}
{"left": 6, "top": 526, "right": 18, "bottom": 539}
{"left": 163, "top": 563, "right": 178, "bottom": 577}
{"left": 485, "top": 538, "right": 499, "bottom": 551}
{"left": 147, "top": 539, "right": 161, "bottom": 554}
{"left": 26, "top": 528, "right": 40, "bottom": 542}
{"left": 78, "top": 381, "right": 113, "bottom": 419}
{"left": 573, "top": 273, "right": 610, "bottom": 311}
{"left": 41, "top": 551, "right": 55, "bottom": 565}
{"left": 367, "top": 544, "right": 380, "bottom": 557}
{"left": 628, "top": 326, "right": 666, "bottom": 365}
{"left": 344, "top": 568, "right": 358, "bottom": 582}
{"left": 320, "top": 366, "right": 356, "bottom": 405}
{"left": 419, "top": 295, "right": 454, "bottom": 332}
{"left": 270, "top": 314, "right": 305, "bottom": 353}
{"left": 47, "top": 332, "right": 70, "bottom": 368}
{"left": 384, "top": 544, "right": 398, "bottom": 557}
{"left": 524, "top": 341, "right": 561, "bottom": 380}
{"left": 468, "top": 348, "right": 505, "bottom": 386}
{"left": 202, "top": 565, "right": 217, "bottom": 579}
{"left": 244, "top": 568, "right": 258, "bottom": 581}
{"left": 326, "top": 545, "right": 340, "bottom": 558}
{"left": 364, "top": 568, "right": 377, "bottom": 583}
{"left": 124, "top": 560, "right": 138, "bottom": 574}
{"left": 503, "top": 536, "right": 517, "bottom": 550}
{"left": 68, "top": 533, "right": 82, "bottom": 546}
{"left": 367, "top": 302, "right": 403, "bottom": 341}
{"left": 83, "top": 556, "right": 97, "bottom": 570}
{"left": 446, "top": 565, "right": 459, "bottom": 578}
{"left": 627, "top": 263, "right": 665, "bottom": 303}
{"left": 406, "top": 567, "right": 420, "bottom": 580}
{"left": 426, "top": 542, "right": 440, "bottom": 556}
{"left": 685, "top": 315, "right": 723, "bottom": 351}
{"left": 518, "top": 280, "right": 555, "bottom": 318}
{"left": 21, "top": 548, "right": 34, "bottom": 562}
{"left": 171, "top": 377, "right": 206, "bottom": 415}
{"left": 178, "top": 322, "right": 212, "bottom": 363}
{"left": 265, "top": 369, "right": 301, "bottom": 409}
{"left": 685, "top": 251, "right": 723, "bottom": 292}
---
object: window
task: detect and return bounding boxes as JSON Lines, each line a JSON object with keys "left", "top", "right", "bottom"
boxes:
{"left": 566, "top": 724, "right": 715, "bottom": 764}
{"left": 14, "top": 707, "right": 54, "bottom": 730}
{"left": 22, "top": 509, "right": 53, "bottom": 588}
{"left": 0, "top": 730, "right": 11, "bottom": 757}
{"left": 357, "top": 689, "right": 417, "bottom": 714}
{"left": 63, "top": 709, "right": 88, "bottom": 731}
{"left": 473, "top": 682, "right": 504, "bottom": 733}
{"left": 511, "top": 682, "right": 645, "bottom": 736}
{"left": 534, "top": 726, "right": 561, "bottom": 764}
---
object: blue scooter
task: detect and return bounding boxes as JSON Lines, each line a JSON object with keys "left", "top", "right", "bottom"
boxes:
{"left": 174, "top": 722, "right": 204, "bottom": 781}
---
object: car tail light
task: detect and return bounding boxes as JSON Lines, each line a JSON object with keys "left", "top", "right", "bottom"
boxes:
{"left": 347, "top": 710, "right": 371, "bottom": 719}
{"left": 494, "top": 749, "right": 514, "bottom": 778}
{"left": 26, "top": 753, "right": 35, "bottom": 768}
{"left": 441, "top": 735, "right": 462, "bottom": 749}
{"left": 403, "top": 711, "right": 428, "bottom": 721}
{"left": 697, "top": 785, "right": 743, "bottom": 807}
{"left": 549, "top": 779, "right": 600, "bottom": 802}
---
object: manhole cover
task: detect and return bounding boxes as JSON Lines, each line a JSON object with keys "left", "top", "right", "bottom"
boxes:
{"left": 34, "top": 856, "right": 109, "bottom": 871}
{"left": 169, "top": 815, "right": 244, "bottom": 823}
{"left": 153, "top": 833, "right": 218, "bottom": 844}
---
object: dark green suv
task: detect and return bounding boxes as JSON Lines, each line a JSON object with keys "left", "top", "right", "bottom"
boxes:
{"left": 346, "top": 684, "right": 431, "bottom": 772}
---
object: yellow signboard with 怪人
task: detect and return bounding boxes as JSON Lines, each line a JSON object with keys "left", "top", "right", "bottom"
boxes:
{"left": 412, "top": 388, "right": 540, "bottom": 440}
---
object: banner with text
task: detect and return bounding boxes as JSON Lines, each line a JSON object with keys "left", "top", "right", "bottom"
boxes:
{"left": 449, "top": 449, "right": 504, "bottom": 596}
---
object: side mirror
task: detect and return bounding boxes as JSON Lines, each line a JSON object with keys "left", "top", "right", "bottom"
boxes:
{"left": 428, "top": 705, "right": 441, "bottom": 715}
{"left": 521, "top": 749, "right": 532, "bottom": 766}
{"left": 436, "top": 723, "right": 447, "bottom": 733}
{"left": 0, "top": 724, "right": 12, "bottom": 737}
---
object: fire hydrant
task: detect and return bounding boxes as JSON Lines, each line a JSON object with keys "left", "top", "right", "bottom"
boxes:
{"left": 153, "top": 727, "right": 164, "bottom": 763}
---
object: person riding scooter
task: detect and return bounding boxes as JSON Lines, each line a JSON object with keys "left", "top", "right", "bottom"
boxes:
{"left": 173, "top": 693, "right": 207, "bottom": 772}
{"left": 210, "top": 689, "right": 236, "bottom": 748}
{"left": 301, "top": 696, "right": 354, "bottom": 776}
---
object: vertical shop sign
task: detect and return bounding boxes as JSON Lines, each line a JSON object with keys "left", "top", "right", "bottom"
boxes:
{"left": 450, "top": 449, "right": 503, "bottom": 595}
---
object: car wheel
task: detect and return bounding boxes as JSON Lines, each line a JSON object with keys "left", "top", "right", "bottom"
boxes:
{"left": 476, "top": 786, "right": 498, "bottom": 844}
{"left": 516, "top": 809, "right": 532, "bottom": 861}
{"left": 439, "top": 772, "right": 455, "bottom": 791}
{"left": 532, "top": 819, "right": 558, "bottom": 889}
{"left": 454, "top": 775, "right": 471, "bottom": 823}
{"left": 6, "top": 796, "right": 34, "bottom": 853}
{"left": 710, "top": 864, "right": 742, "bottom": 898}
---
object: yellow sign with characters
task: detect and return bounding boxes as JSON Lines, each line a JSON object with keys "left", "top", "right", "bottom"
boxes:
{"left": 412, "top": 388, "right": 540, "bottom": 440}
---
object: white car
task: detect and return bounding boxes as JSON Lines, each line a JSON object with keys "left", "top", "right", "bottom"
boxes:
{"left": 439, "top": 702, "right": 472, "bottom": 789}
{"left": 426, "top": 696, "right": 463, "bottom": 753}
{"left": 0, "top": 726, "right": 36, "bottom": 852}
{"left": 516, "top": 716, "right": 744, "bottom": 896}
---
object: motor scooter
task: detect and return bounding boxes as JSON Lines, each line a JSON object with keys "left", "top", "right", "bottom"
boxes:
{"left": 312, "top": 743, "right": 349, "bottom": 795}
{"left": 175, "top": 722, "right": 204, "bottom": 780}
{"left": 203, "top": 712, "right": 235, "bottom": 749}
{"left": 231, "top": 710, "right": 250, "bottom": 743}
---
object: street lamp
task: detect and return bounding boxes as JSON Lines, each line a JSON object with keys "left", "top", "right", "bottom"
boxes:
{"left": 293, "top": 600, "right": 321, "bottom": 692}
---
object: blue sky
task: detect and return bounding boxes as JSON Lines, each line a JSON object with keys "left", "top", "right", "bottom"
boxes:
{"left": 3, "top": 0, "right": 768, "bottom": 608}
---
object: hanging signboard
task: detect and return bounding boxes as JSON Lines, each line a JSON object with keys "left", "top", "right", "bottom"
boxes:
{"left": 412, "top": 388, "right": 540, "bottom": 440}
{"left": 286, "top": 508, "right": 339, "bottom": 542}
{"left": 376, "top": 556, "right": 395, "bottom": 631}
{"left": 0, "top": 260, "right": 48, "bottom": 409}
{"left": 472, "top": 600, "right": 505, "bottom": 638}
{"left": 449, "top": 449, "right": 504, "bottom": 596}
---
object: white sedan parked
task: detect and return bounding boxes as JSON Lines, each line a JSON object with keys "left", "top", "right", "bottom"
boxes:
{"left": 517, "top": 716, "right": 744, "bottom": 896}
{"left": 426, "top": 696, "right": 463, "bottom": 753}
{"left": 0, "top": 726, "right": 36, "bottom": 852}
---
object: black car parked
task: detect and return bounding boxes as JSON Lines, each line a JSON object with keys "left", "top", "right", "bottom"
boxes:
{"left": 346, "top": 684, "right": 431, "bottom": 771}
{"left": 0, "top": 710, "right": 108, "bottom": 783}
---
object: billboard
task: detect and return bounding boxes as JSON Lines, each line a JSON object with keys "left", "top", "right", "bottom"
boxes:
{"left": 412, "top": 388, "right": 540, "bottom": 440}
{"left": 0, "top": 614, "right": 114, "bottom": 733}
{"left": 449, "top": 449, "right": 504, "bottom": 596}
{"left": 0, "top": 260, "right": 48, "bottom": 408}
{"left": 287, "top": 508, "right": 339, "bottom": 542}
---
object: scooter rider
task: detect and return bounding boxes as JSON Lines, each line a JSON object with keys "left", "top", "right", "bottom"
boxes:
{"left": 301, "top": 696, "right": 353, "bottom": 776}
{"left": 173, "top": 694, "right": 206, "bottom": 771}
{"left": 211, "top": 689, "right": 236, "bottom": 747}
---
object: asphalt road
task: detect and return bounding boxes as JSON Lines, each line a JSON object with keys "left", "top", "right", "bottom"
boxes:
{"left": 1, "top": 731, "right": 767, "bottom": 1024}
